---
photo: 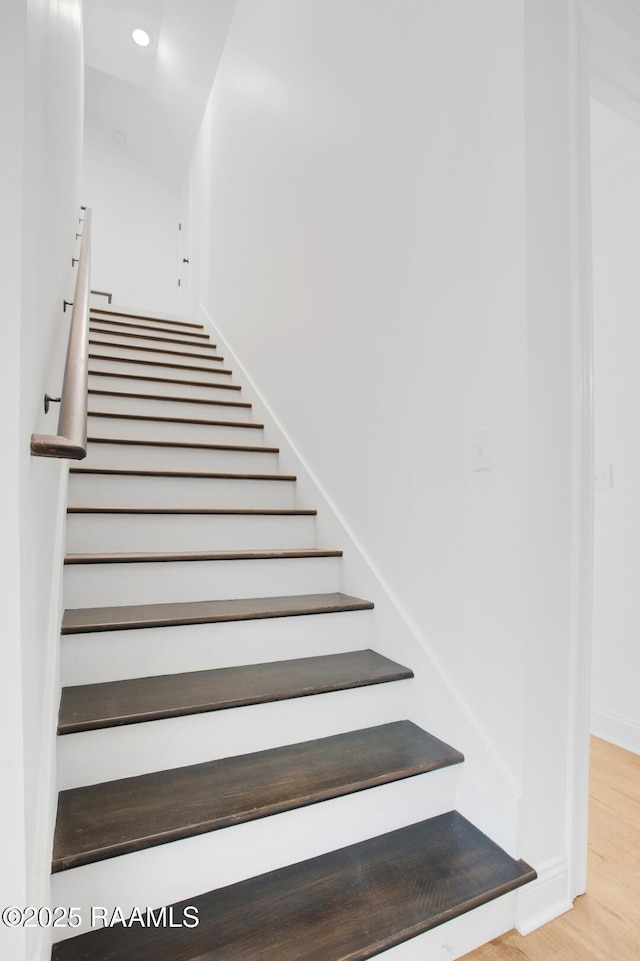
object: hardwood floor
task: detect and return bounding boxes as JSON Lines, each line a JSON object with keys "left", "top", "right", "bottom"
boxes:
{"left": 462, "top": 736, "right": 640, "bottom": 960}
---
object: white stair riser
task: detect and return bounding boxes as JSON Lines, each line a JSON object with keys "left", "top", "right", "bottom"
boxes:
{"left": 60, "top": 609, "right": 376, "bottom": 685}
{"left": 87, "top": 417, "right": 258, "bottom": 444}
{"left": 51, "top": 766, "right": 458, "bottom": 942}
{"left": 88, "top": 356, "right": 227, "bottom": 382}
{"left": 67, "top": 473, "right": 296, "bottom": 509}
{"left": 65, "top": 511, "right": 316, "bottom": 555}
{"left": 63, "top": 555, "right": 342, "bottom": 607}
{"left": 89, "top": 374, "right": 237, "bottom": 402}
{"left": 91, "top": 310, "right": 207, "bottom": 336}
{"left": 89, "top": 333, "right": 219, "bottom": 361}
{"left": 58, "top": 679, "right": 412, "bottom": 788}
{"left": 89, "top": 390, "right": 244, "bottom": 417}
{"left": 88, "top": 343, "right": 223, "bottom": 368}
{"left": 82, "top": 443, "right": 279, "bottom": 474}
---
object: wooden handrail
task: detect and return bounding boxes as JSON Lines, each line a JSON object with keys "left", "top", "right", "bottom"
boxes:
{"left": 31, "top": 208, "right": 92, "bottom": 460}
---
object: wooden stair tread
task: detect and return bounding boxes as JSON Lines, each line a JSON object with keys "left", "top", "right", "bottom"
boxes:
{"left": 52, "top": 721, "right": 443, "bottom": 871}
{"left": 90, "top": 338, "right": 221, "bottom": 362}
{"left": 87, "top": 387, "right": 249, "bottom": 410}
{"left": 67, "top": 507, "right": 317, "bottom": 516}
{"left": 61, "top": 591, "right": 374, "bottom": 634}
{"left": 89, "top": 370, "right": 235, "bottom": 389}
{"left": 87, "top": 410, "right": 264, "bottom": 430}
{"left": 90, "top": 308, "right": 204, "bottom": 330}
{"left": 87, "top": 316, "right": 210, "bottom": 340}
{"left": 57, "top": 650, "right": 412, "bottom": 734}
{"left": 64, "top": 548, "right": 342, "bottom": 565}
{"left": 90, "top": 325, "right": 214, "bottom": 348}
{"left": 87, "top": 436, "right": 277, "bottom": 453}
{"left": 50, "top": 811, "right": 535, "bottom": 960}
{"left": 89, "top": 352, "right": 227, "bottom": 375}
{"left": 69, "top": 467, "right": 295, "bottom": 481}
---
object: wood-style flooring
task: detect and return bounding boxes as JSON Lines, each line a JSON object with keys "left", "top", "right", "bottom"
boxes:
{"left": 461, "top": 736, "right": 640, "bottom": 960}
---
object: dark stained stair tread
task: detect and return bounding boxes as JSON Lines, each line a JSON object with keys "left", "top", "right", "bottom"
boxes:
{"left": 88, "top": 316, "right": 210, "bottom": 339}
{"left": 86, "top": 437, "right": 276, "bottom": 453}
{"left": 67, "top": 507, "right": 317, "bottom": 515}
{"left": 90, "top": 325, "right": 215, "bottom": 348}
{"left": 69, "top": 467, "right": 295, "bottom": 480}
{"left": 69, "top": 467, "right": 296, "bottom": 483}
{"left": 61, "top": 591, "right": 374, "bottom": 634}
{"left": 50, "top": 812, "right": 535, "bottom": 960}
{"left": 57, "top": 649, "right": 404, "bottom": 733}
{"left": 89, "top": 338, "right": 221, "bottom": 362}
{"left": 89, "top": 352, "right": 228, "bottom": 374}
{"left": 89, "top": 386, "right": 242, "bottom": 403}
{"left": 52, "top": 721, "right": 452, "bottom": 872}
{"left": 64, "top": 549, "right": 342, "bottom": 565}
{"left": 87, "top": 410, "right": 263, "bottom": 430}
{"left": 90, "top": 308, "right": 204, "bottom": 330}
{"left": 89, "top": 370, "right": 235, "bottom": 389}
{"left": 89, "top": 334, "right": 231, "bottom": 364}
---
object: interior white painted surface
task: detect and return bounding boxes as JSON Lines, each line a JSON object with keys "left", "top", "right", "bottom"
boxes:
{"left": 516, "top": 0, "right": 578, "bottom": 928}
{"left": 185, "top": 0, "right": 584, "bottom": 932}
{"left": 83, "top": 0, "right": 237, "bottom": 194}
{"left": 2, "top": 2, "right": 84, "bottom": 959}
{"left": 82, "top": 115, "right": 180, "bottom": 313}
{"left": 590, "top": 97, "right": 640, "bottom": 755}
{"left": 191, "top": 0, "right": 530, "bottom": 785}
{"left": 2, "top": 0, "right": 599, "bottom": 955}
{"left": 0, "top": 3, "right": 29, "bottom": 959}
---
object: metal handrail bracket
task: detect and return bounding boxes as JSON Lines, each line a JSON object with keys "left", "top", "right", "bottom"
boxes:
{"left": 31, "top": 208, "right": 92, "bottom": 460}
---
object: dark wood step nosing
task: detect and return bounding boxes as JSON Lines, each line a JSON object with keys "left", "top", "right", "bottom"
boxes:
{"left": 51, "top": 723, "right": 456, "bottom": 872}
{"left": 69, "top": 467, "right": 295, "bottom": 481}
{"left": 89, "top": 353, "right": 227, "bottom": 375}
{"left": 90, "top": 308, "right": 204, "bottom": 330}
{"left": 61, "top": 591, "right": 375, "bottom": 635}
{"left": 89, "top": 339, "right": 220, "bottom": 363}
{"left": 89, "top": 387, "right": 242, "bottom": 406}
{"left": 88, "top": 316, "right": 210, "bottom": 340}
{"left": 66, "top": 507, "right": 317, "bottom": 516}
{"left": 87, "top": 407, "right": 254, "bottom": 424}
{"left": 57, "top": 652, "right": 412, "bottom": 735}
{"left": 64, "top": 549, "right": 342, "bottom": 566}
{"left": 86, "top": 437, "right": 277, "bottom": 454}
{"left": 50, "top": 813, "right": 536, "bottom": 961}
{"left": 90, "top": 325, "right": 214, "bottom": 348}
{"left": 89, "top": 370, "right": 236, "bottom": 389}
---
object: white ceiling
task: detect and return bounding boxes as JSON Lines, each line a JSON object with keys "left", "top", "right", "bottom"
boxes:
{"left": 83, "top": 0, "right": 237, "bottom": 195}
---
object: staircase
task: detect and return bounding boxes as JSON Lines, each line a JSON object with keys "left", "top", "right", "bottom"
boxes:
{"left": 50, "top": 304, "right": 535, "bottom": 960}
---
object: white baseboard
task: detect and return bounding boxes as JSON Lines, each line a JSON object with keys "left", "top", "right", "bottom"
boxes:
{"left": 516, "top": 856, "right": 572, "bottom": 935}
{"left": 591, "top": 707, "right": 640, "bottom": 756}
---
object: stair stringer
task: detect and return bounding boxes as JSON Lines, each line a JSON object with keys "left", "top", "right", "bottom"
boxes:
{"left": 197, "top": 303, "right": 530, "bottom": 936}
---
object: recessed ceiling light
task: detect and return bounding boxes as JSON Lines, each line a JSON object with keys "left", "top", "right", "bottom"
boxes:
{"left": 132, "top": 28, "right": 151, "bottom": 47}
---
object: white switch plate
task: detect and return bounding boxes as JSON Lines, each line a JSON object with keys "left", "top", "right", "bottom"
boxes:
{"left": 472, "top": 428, "right": 492, "bottom": 472}
{"left": 594, "top": 463, "right": 612, "bottom": 489}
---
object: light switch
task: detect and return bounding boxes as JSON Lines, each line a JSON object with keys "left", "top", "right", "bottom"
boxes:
{"left": 472, "top": 428, "right": 492, "bottom": 472}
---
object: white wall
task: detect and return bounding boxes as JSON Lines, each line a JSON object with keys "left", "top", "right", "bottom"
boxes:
{"left": 82, "top": 115, "right": 180, "bottom": 314}
{"left": 187, "top": 0, "right": 582, "bottom": 932}
{"left": 0, "top": 4, "right": 29, "bottom": 959}
{"left": 590, "top": 97, "right": 640, "bottom": 754}
{"left": 0, "top": 1, "right": 84, "bottom": 959}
